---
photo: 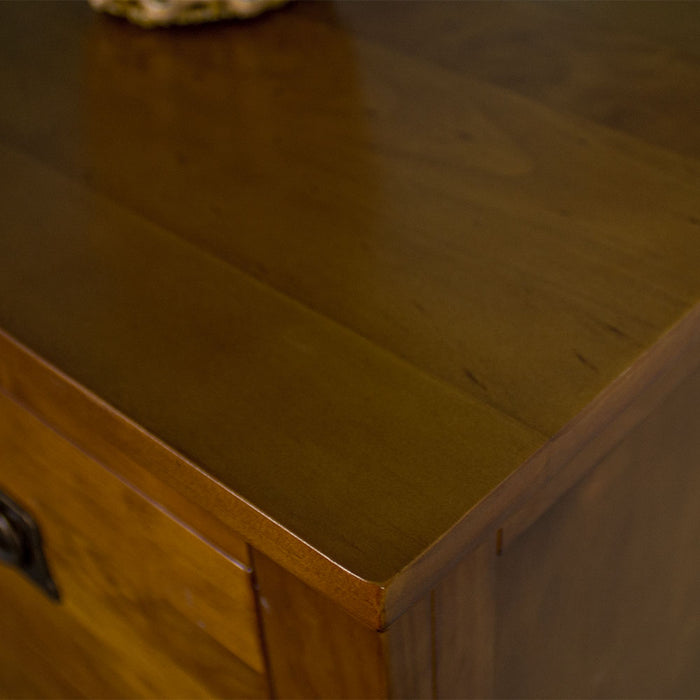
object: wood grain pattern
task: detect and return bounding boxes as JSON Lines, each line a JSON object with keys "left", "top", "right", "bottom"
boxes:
{"left": 0, "top": 138, "right": 541, "bottom": 593}
{"left": 0, "top": 584, "right": 86, "bottom": 699}
{"left": 385, "top": 302, "right": 700, "bottom": 625}
{"left": 253, "top": 550, "right": 388, "bottom": 699}
{"left": 0, "top": 329, "right": 252, "bottom": 568}
{"left": 0, "top": 563, "right": 268, "bottom": 699}
{"left": 1, "top": 0, "right": 700, "bottom": 634}
{"left": 317, "top": 1, "right": 700, "bottom": 163}
{"left": 383, "top": 594, "right": 434, "bottom": 699}
{"left": 7, "top": 0, "right": 700, "bottom": 441}
{"left": 253, "top": 549, "right": 435, "bottom": 699}
{"left": 494, "top": 364, "right": 700, "bottom": 698}
{"left": 433, "top": 543, "right": 495, "bottom": 699}
{"left": 0, "top": 329, "right": 387, "bottom": 629}
{"left": 0, "top": 390, "right": 267, "bottom": 696}
{"left": 0, "top": 564, "right": 171, "bottom": 699}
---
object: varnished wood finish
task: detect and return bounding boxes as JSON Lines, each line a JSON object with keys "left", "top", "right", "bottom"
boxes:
{"left": 0, "top": 563, "right": 266, "bottom": 699}
{"left": 0, "top": 587, "right": 86, "bottom": 699}
{"left": 426, "top": 350, "right": 700, "bottom": 698}
{"left": 1, "top": 2, "right": 700, "bottom": 695}
{"left": 253, "top": 550, "right": 388, "bottom": 699}
{"left": 382, "top": 595, "right": 434, "bottom": 699}
{"left": 385, "top": 302, "right": 700, "bottom": 625}
{"left": 433, "top": 543, "right": 496, "bottom": 699}
{"left": 0, "top": 138, "right": 540, "bottom": 619}
{"left": 0, "top": 391, "right": 267, "bottom": 697}
{"left": 1, "top": 0, "right": 700, "bottom": 628}
{"left": 494, "top": 363, "right": 700, "bottom": 698}
{"left": 326, "top": 2, "right": 700, "bottom": 161}
{"left": 7, "top": 1, "right": 700, "bottom": 440}
{"left": 0, "top": 330, "right": 252, "bottom": 567}
{"left": 253, "top": 550, "right": 434, "bottom": 699}
{"left": 0, "top": 329, "right": 386, "bottom": 627}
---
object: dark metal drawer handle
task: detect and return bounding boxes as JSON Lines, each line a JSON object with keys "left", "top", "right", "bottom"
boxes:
{"left": 0, "top": 490, "right": 60, "bottom": 601}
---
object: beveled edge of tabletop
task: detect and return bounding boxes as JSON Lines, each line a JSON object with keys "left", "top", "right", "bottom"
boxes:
{"left": 3, "top": 0, "right": 700, "bottom": 631}
{"left": 2, "top": 300, "right": 699, "bottom": 630}
{"left": 383, "top": 301, "right": 700, "bottom": 626}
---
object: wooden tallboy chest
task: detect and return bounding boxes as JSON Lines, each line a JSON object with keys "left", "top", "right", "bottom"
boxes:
{"left": 1, "top": 2, "right": 699, "bottom": 697}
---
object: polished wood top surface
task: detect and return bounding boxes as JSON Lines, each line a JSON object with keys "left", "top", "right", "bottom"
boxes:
{"left": 1, "top": 2, "right": 700, "bottom": 589}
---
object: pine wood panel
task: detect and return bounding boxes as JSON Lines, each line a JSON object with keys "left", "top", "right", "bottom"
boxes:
{"left": 0, "top": 390, "right": 267, "bottom": 697}
{"left": 494, "top": 365, "right": 700, "bottom": 698}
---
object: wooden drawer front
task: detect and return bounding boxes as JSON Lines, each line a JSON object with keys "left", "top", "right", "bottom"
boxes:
{"left": 0, "top": 390, "right": 267, "bottom": 698}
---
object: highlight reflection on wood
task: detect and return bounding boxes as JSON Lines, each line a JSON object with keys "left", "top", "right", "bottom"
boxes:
{"left": 0, "top": 1, "right": 699, "bottom": 697}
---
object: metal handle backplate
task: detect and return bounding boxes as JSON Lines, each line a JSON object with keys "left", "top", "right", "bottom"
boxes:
{"left": 0, "top": 490, "right": 60, "bottom": 601}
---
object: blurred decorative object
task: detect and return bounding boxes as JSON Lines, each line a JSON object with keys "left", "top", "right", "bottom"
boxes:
{"left": 87, "top": 0, "right": 289, "bottom": 27}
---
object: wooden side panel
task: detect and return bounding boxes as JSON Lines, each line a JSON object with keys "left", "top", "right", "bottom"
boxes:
{"left": 253, "top": 550, "right": 388, "bottom": 699}
{"left": 0, "top": 390, "right": 267, "bottom": 698}
{"left": 433, "top": 542, "right": 496, "bottom": 698}
{"left": 383, "top": 593, "right": 434, "bottom": 699}
{"left": 494, "top": 365, "right": 700, "bottom": 698}
{"left": 253, "top": 549, "right": 436, "bottom": 699}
